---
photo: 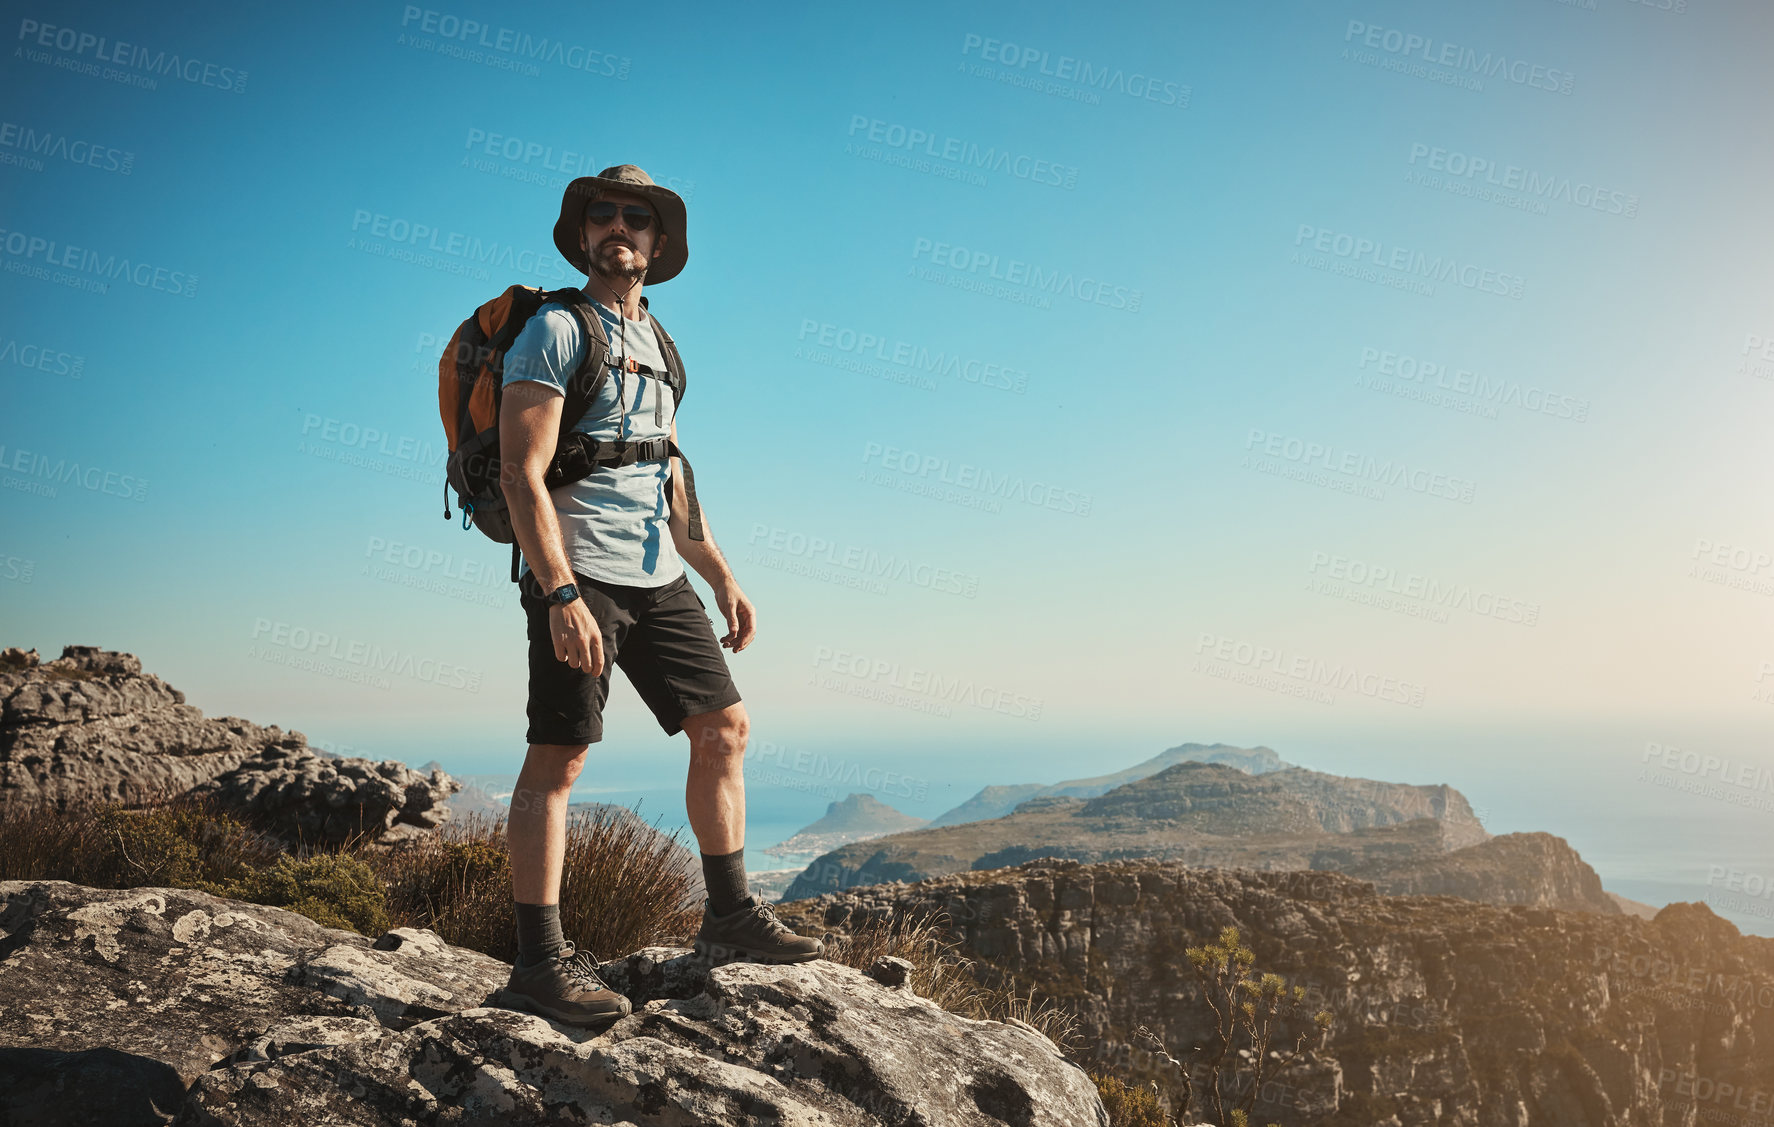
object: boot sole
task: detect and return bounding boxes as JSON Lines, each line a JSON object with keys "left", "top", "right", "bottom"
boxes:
{"left": 693, "top": 938, "right": 824, "bottom": 967}
{"left": 493, "top": 986, "right": 629, "bottom": 1029}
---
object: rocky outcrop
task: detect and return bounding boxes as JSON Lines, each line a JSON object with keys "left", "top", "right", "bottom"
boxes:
{"left": 779, "top": 859, "right": 1774, "bottom": 1127}
{"left": 928, "top": 741, "right": 1293, "bottom": 827}
{"left": 763, "top": 793, "right": 930, "bottom": 866}
{"left": 0, "top": 879, "right": 1106, "bottom": 1126}
{"left": 787, "top": 762, "right": 1531, "bottom": 906}
{"left": 1, "top": 645, "right": 458, "bottom": 847}
{"left": 188, "top": 746, "right": 461, "bottom": 849}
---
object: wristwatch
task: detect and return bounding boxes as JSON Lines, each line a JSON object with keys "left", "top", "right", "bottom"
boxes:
{"left": 544, "top": 583, "right": 581, "bottom": 608}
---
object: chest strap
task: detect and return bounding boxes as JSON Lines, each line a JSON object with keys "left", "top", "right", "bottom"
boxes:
{"left": 546, "top": 433, "right": 704, "bottom": 543}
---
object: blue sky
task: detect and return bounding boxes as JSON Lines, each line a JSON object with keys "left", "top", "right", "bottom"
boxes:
{"left": 5, "top": 0, "right": 1774, "bottom": 929}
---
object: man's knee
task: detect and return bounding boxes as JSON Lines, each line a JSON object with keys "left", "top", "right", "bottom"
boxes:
{"left": 519, "top": 743, "right": 589, "bottom": 793}
{"left": 684, "top": 704, "right": 747, "bottom": 758}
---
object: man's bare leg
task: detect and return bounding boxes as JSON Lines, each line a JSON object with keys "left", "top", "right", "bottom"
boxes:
{"left": 508, "top": 743, "right": 587, "bottom": 962}
{"left": 683, "top": 702, "right": 748, "bottom": 856}
{"left": 683, "top": 702, "right": 824, "bottom": 963}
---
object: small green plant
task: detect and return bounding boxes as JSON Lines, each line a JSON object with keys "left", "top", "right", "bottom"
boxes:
{"left": 201, "top": 852, "right": 391, "bottom": 935}
{"left": 1092, "top": 1069, "right": 1171, "bottom": 1127}
{"left": 1185, "top": 925, "right": 1331, "bottom": 1127}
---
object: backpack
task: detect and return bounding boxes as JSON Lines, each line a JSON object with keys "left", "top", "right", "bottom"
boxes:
{"left": 437, "top": 283, "right": 705, "bottom": 583}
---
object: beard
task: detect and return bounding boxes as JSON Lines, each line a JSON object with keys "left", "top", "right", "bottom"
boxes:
{"left": 590, "top": 239, "right": 648, "bottom": 283}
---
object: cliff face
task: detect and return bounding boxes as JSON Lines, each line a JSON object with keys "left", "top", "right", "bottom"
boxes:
{"left": 0, "top": 879, "right": 1106, "bottom": 1127}
{"left": 780, "top": 859, "right": 1774, "bottom": 1127}
{"left": 785, "top": 763, "right": 1544, "bottom": 909}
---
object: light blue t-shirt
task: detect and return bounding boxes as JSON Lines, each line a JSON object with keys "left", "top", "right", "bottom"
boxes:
{"left": 501, "top": 299, "right": 684, "bottom": 588}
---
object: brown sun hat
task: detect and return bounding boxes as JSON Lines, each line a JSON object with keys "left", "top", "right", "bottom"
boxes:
{"left": 552, "top": 164, "right": 688, "bottom": 284}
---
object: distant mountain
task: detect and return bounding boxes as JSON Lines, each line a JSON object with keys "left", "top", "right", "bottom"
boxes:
{"left": 778, "top": 761, "right": 1595, "bottom": 912}
{"left": 926, "top": 741, "right": 1291, "bottom": 827}
{"left": 761, "top": 793, "right": 927, "bottom": 866}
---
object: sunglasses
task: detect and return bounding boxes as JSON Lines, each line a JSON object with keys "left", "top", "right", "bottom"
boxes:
{"left": 583, "top": 200, "right": 656, "bottom": 231}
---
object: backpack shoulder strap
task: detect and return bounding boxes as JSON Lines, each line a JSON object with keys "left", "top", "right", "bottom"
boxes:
{"left": 547, "top": 287, "right": 611, "bottom": 432}
{"left": 640, "top": 299, "right": 687, "bottom": 411}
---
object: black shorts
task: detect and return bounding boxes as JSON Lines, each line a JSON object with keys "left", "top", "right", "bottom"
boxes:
{"left": 519, "top": 569, "right": 742, "bottom": 745}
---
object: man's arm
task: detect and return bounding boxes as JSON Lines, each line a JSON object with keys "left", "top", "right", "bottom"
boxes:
{"left": 501, "top": 380, "right": 576, "bottom": 595}
{"left": 501, "top": 378, "right": 602, "bottom": 673}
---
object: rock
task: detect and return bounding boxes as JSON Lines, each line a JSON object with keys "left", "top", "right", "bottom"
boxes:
{"left": 867, "top": 955, "right": 915, "bottom": 989}
{"left": 776, "top": 858, "right": 1774, "bottom": 1127}
{"left": 188, "top": 748, "right": 461, "bottom": 849}
{"left": 1, "top": 644, "right": 459, "bottom": 847}
{"left": 0, "top": 880, "right": 1107, "bottom": 1126}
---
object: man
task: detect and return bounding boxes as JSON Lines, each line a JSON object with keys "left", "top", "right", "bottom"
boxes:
{"left": 494, "top": 165, "right": 822, "bottom": 1029}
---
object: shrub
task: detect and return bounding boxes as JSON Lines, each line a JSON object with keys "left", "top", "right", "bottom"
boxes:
{"left": 362, "top": 802, "right": 699, "bottom": 962}
{"left": 201, "top": 852, "right": 391, "bottom": 936}
{"left": 0, "top": 787, "right": 283, "bottom": 891}
{"left": 1092, "top": 1071, "right": 1172, "bottom": 1127}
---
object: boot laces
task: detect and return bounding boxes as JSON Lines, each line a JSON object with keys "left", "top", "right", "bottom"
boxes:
{"left": 753, "top": 901, "right": 791, "bottom": 938}
{"left": 557, "top": 941, "right": 610, "bottom": 992}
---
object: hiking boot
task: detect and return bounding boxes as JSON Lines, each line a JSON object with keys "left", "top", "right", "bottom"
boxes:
{"left": 693, "top": 897, "right": 825, "bottom": 966}
{"left": 496, "top": 940, "right": 632, "bottom": 1028}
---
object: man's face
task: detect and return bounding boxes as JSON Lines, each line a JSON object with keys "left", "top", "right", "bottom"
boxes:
{"left": 580, "top": 189, "right": 662, "bottom": 282}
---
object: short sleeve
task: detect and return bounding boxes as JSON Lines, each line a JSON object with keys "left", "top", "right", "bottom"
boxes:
{"left": 499, "top": 305, "right": 582, "bottom": 395}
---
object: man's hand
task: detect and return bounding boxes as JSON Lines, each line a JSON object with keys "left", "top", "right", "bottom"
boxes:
{"left": 711, "top": 579, "right": 757, "bottom": 652}
{"left": 550, "top": 599, "right": 605, "bottom": 676}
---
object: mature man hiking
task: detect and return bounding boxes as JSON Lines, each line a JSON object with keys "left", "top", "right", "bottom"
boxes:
{"left": 493, "top": 165, "right": 822, "bottom": 1029}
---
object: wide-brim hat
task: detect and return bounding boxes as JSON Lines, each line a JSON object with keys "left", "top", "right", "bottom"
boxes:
{"left": 553, "top": 164, "right": 688, "bottom": 285}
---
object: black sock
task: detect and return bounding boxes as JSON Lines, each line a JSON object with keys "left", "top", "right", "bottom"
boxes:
{"left": 701, "top": 848, "right": 753, "bottom": 917}
{"left": 514, "top": 900, "right": 566, "bottom": 967}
